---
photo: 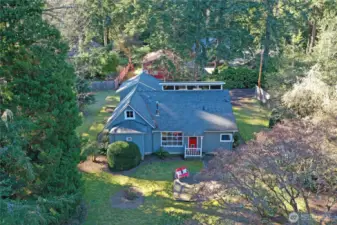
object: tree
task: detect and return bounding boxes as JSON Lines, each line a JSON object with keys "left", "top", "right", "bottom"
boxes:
{"left": 201, "top": 120, "right": 337, "bottom": 223}
{"left": 1, "top": 0, "right": 82, "bottom": 223}
{"left": 75, "top": 76, "right": 95, "bottom": 112}
{"left": 282, "top": 65, "right": 337, "bottom": 118}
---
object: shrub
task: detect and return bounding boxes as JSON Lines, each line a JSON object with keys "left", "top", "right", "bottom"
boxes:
{"left": 80, "top": 138, "right": 99, "bottom": 162}
{"left": 98, "top": 129, "right": 110, "bottom": 155}
{"left": 282, "top": 65, "right": 337, "bottom": 117}
{"left": 212, "top": 66, "right": 262, "bottom": 89}
{"left": 232, "top": 133, "right": 241, "bottom": 148}
{"left": 107, "top": 141, "right": 141, "bottom": 171}
{"left": 153, "top": 147, "right": 170, "bottom": 159}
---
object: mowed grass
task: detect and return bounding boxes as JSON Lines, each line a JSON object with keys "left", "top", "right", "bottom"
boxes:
{"left": 232, "top": 98, "right": 270, "bottom": 141}
{"left": 81, "top": 160, "right": 227, "bottom": 225}
{"left": 77, "top": 90, "right": 120, "bottom": 140}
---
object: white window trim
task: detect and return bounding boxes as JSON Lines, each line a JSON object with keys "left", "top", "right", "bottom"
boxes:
{"left": 161, "top": 131, "right": 184, "bottom": 147}
{"left": 161, "top": 84, "right": 223, "bottom": 91}
{"left": 124, "top": 110, "right": 135, "bottom": 120}
{"left": 126, "top": 137, "right": 132, "bottom": 142}
{"left": 220, "top": 133, "right": 233, "bottom": 142}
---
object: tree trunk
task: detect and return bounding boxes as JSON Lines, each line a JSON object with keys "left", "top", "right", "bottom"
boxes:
{"left": 302, "top": 192, "right": 311, "bottom": 217}
{"left": 308, "top": 20, "right": 316, "bottom": 53}
{"left": 103, "top": 27, "right": 108, "bottom": 47}
{"left": 263, "top": 17, "right": 271, "bottom": 69}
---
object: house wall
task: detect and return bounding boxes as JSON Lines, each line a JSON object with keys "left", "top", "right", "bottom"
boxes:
{"left": 202, "top": 132, "right": 234, "bottom": 152}
{"left": 108, "top": 106, "right": 148, "bottom": 129}
{"left": 109, "top": 130, "right": 234, "bottom": 157}
{"left": 109, "top": 133, "right": 145, "bottom": 159}
{"left": 144, "top": 132, "right": 153, "bottom": 155}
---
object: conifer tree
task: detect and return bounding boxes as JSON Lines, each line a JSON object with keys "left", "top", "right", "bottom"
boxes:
{"left": 1, "top": 0, "right": 82, "bottom": 224}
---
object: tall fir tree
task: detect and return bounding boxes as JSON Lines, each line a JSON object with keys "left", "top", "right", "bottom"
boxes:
{"left": 0, "top": 0, "right": 82, "bottom": 224}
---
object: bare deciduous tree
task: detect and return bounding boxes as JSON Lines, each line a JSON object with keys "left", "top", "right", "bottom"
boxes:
{"left": 201, "top": 120, "right": 337, "bottom": 224}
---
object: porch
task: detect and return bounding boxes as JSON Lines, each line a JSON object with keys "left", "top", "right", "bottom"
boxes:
{"left": 184, "top": 136, "right": 203, "bottom": 158}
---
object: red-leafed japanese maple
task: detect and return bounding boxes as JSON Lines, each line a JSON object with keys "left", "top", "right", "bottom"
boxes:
{"left": 201, "top": 119, "right": 337, "bottom": 223}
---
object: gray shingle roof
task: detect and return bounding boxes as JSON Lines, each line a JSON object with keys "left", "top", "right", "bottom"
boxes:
{"left": 105, "top": 87, "right": 155, "bottom": 130}
{"left": 110, "top": 121, "right": 148, "bottom": 134}
{"left": 140, "top": 90, "right": 237, "bottom": 135}
{"left": 116, "top": 72, "right": 161, "bottom": 94}
{"left": 109, "top": 74, "right": 238, "bottom": 135}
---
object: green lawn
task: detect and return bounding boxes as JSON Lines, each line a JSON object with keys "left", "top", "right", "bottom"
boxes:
{"left": 77, "top": 91, "right": 120, "bottom": 140}
{"left": 232, "top": 98, "right": 270, "bottom": 141}
{"left": 82, "top": 160, "right": 228, "bottom": 225}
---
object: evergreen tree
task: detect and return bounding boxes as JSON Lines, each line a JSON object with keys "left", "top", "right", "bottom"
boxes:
{"left": 0, "top": 0, "right": 82, "bottom": 224}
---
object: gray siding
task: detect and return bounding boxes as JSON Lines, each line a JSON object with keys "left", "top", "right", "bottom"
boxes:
{"left": 109, "top": 130, "right": 234, "bottom": 156}
{"left": 144, "top": 133, "right": 153, "bottom": 154}
{"left": 202, "top": 132, "right": 233, "bottom": 152}
{"left": 109, "top": 133, "right": 145, "bottom": 159}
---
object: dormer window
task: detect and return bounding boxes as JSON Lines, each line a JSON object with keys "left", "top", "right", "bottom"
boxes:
{"left": 124, "top": 110, "right": 135, "bottom": 120}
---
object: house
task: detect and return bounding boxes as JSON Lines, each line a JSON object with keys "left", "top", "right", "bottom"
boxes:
{"left": 105, "top": 72, "right": 238, "bottom": 159}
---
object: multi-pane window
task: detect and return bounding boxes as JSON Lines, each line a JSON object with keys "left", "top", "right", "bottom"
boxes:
{"left": 220, "top": 133, "right": 233, "bottom": 142}
{"left": 161, "top": 132, "right": 183, "bottom": 146}
{"left": 124, "top": 110, "right": 135, "bottom": 119}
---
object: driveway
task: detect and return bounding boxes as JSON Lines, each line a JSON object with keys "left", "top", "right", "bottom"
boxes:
{"left": 229, "top": 89, "right": 255, "bottom": 106}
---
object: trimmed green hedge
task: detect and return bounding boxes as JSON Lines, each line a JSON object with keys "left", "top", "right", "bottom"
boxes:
{"left": 107, "top": 141, "right": 141, "bottom": 171}
{"left": 212, "top": 67, "right": 263, "bottom": 89}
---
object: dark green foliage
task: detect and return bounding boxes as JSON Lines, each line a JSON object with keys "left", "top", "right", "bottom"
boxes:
{"left": 80, "top": 138, "right": 99, "bottom": 162}
{"left": 98, "top": 129, "right": 110, "bottom": 155}
{"left": 212, "top": 67, "right": 261, "bottom": 89}
{"left": 268, "top": 107, "right": 294, "bottom": 128}
{"left": 0, "top": 0, "right": 82, "bottom": 224}
{"left": 153, "top": 147, "right": 170, "bottom": 160}
{"left": 232, "top": 133, "right": 241, "bottom": 149}
{"left": 107, "top": 141, "right": 141, "bottom": 171}
{"left": 72, "top": 47, "right": 119, "bottom": 79}
{"left": 75, "top": 76, "right": 95, "bottom": 111}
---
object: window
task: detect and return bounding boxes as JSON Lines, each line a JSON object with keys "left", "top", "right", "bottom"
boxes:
{"left": 163, "top": 85, "right": 174, "bottom": 90}
{"left": 210, "top": 85, "right": 222, "bottom": 90}
{"left": 220, "top": 133, "right": 233, "bottom": 142}
{"left": 161, "top": 132, "right": 183, "bottom": 147}
{"left": 126, "top": 137, "right": 132, "bottom": 142}
{"left": 124, "top": 110, "right": 135, "bottom": 119}
{"left": 175, "top": 85, "right": 187, "bottom": 90}
{"left": 199, "top": 85, "right": 210, "bottom": 90}
{"left": 187, "top": 85, "right": 198, "bottom": 90}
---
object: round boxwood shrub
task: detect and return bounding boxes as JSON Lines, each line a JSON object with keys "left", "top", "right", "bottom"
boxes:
{"left": 107, "top": 141, "right": 141, "bottom": 171}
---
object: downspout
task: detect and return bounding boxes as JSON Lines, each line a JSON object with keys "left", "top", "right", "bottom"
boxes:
{"left": 142, "top": 133, "right": 145, "bottom": 160}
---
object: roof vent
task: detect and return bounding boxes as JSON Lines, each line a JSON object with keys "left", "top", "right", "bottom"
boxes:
{"left": 156, "top": 101, "right": 160, "bottom": 116}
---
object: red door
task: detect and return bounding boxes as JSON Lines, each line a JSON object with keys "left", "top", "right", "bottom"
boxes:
{"left": 188, "top": 137, "right": 197, "bottom": 148}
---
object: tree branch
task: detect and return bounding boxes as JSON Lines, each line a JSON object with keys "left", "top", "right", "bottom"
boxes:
{"left": 44, "top": 5, "right": 75, "bottom": 12}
